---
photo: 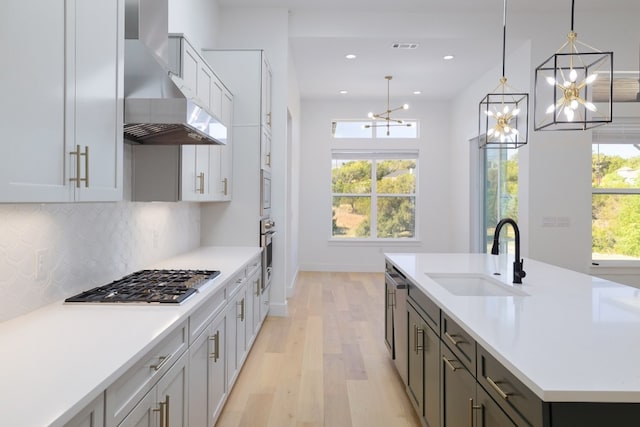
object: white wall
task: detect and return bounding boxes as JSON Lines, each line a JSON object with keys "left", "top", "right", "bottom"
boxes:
{"left": 298, "top": 100, "right": 453, "bottom": 272}
{"left": 0, "top": 145, "right": 201, "bottom": 322}
{"left": 168, "top": 0, "right": 221, "bottom": 50}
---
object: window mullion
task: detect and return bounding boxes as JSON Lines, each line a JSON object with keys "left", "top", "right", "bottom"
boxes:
{"left": 371, "top": 160, "right": 377, "bottom": 239}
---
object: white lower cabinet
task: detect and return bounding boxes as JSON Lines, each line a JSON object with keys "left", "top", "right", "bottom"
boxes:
{"left": 66, "top": 256, "right": 265, "bottom": 427}
{"left": 118, "top": 350, "right": 188, "bottom": 427}
{"left": 188, "top": 311, "right": 227, "bottom": 427}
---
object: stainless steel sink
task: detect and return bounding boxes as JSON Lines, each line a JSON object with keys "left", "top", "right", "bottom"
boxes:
{"left": 425, "top": 273, "right": 529, "bottom": 297}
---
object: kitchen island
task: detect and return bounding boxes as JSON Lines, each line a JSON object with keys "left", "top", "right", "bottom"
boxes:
{"left": 0, "top": 246, "right": 262, "bottom": 427}
{"left": 386, "top": 252, "right": 640, "bottom": 426}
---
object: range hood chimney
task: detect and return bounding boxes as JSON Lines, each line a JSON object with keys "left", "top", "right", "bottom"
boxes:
{"left": 123, "top": 0, "right": 226, "bottom": 145}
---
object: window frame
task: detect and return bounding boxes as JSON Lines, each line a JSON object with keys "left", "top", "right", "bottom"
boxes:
{"left": 330, "top": 149, "right": 419, "bottom": 242}
{"left": 591, "top": 141, "right": 640, "bottom": 265}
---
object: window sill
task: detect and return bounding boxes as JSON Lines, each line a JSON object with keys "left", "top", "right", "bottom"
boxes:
{"left": 328, "top": 238, "right": 422, "bottom": 247}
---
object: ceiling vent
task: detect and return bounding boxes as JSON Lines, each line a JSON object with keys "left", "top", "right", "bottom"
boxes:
{"left": 392, "top": 42, "right": 419, "bottom": 49}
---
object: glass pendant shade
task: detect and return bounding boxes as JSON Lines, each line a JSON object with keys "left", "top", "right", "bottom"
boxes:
{"left": 479, "top": 80, "right": 529, "bottom": 149}
{"left": 534, "top": 48, "right": 613, "bottom": 130}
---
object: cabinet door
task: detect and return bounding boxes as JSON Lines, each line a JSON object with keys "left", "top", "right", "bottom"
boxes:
{"left": 74, "top": 0, "right": 123, "bottom": 202}
{"left": 219, "top": 91, "right": 233, "bottom": 200}
{"left": 261, "top": 54, "right": 272, "bottom": 131}
{"left": 188, "top": 327, "right": 210, "bottom": 427}
{"left": 441, "top": 345, "right": 476, "bottom": 427}
{"left": 197, "top": 62, "right": 213, "bottom": 111}
{"left": 182, "top": 40, "right": 199, "bottom": 99}
{"left": 476, "top": 386, "right": 518, "bottom": 427}
{"left": 260, "top": 283, "right": 271, "bottom": 323}
{"left": 260, "top": 126, "right": 272, "bottom": 171}
{"left": 118, "top": 390, "right": 157, "bottom": 427}
{"left": 64, "top": 394, "right": 105, "bottom": 427}
{"left": 0, "top": 0, "right": 70, "bottom": 202}
{"left": 180, "top": 145, "right": 211, "bottom": 201}
{"left": 407, "top": 304, "right": 424, "bottom": 416}
{"left": 423, "top": 324, "right": 440, "bottom": 427}
{"left": 251, "top": 270, "right": 262, "bottom": 334}
{"left": 226, "top": 297, "right": 238, "bottom": 389}
{"left": 209, "top": 313, "right": 227, "bottom": 425}
{"left": 235, "top": 287, "right": 248, "bottom": 368}
{"left": 156, "top": 351, "right": 188, "bottom": 427}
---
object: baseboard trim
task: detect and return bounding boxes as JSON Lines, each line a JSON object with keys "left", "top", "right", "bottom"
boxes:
{"left": 268, "top": 301, "right": 288, "bottom": 317}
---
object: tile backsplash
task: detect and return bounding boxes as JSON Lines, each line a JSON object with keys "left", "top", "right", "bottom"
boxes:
{"left": 0, "top": 201, "right": 201, "bottom": 322}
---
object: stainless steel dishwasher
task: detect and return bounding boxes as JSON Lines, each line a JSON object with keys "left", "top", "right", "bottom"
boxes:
{"left": 385, "top": 261, "right": 408, "bottom": 385}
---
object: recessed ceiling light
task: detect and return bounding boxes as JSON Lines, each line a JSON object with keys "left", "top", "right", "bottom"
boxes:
{"left": 345, "top": 54, "right": 357, "bottom": 59}
{"left": 413, "top": 91, "right": 422, "bottom": 95}
{"left": 443, "top": 55, "right": 455, "bottom": 60}
{"left": 339, "top": 90, "right": 348, "bottom": 94}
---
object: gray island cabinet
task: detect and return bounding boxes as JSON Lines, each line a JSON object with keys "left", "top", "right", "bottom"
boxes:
{"left": 385, "top": 253, "right": 640, "bottom": 427}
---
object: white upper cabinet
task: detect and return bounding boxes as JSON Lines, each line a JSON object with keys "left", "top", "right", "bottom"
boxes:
{"left": 202, "top": 49, "right": 272, "bottom": 172}
{"left": 0, "top": 0, "right": 123, "bottom": 203}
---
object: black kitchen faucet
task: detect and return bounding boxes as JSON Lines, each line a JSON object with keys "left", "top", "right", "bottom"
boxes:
{"left": 491, "top": 218, "right": 526, "bottom": 284}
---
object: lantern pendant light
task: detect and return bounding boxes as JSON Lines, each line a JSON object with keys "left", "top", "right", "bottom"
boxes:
{"left": 534, "top": 0, "right": 613, "bottom": 131}
{"left": 478, "top": 0, "right": 529, "bottom": 149}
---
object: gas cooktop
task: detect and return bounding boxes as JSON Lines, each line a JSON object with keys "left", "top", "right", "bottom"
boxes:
{"left": 64, "top": 269, "right": 221, "bottom": 304}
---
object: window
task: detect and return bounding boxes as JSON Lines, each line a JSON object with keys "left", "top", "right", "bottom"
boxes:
{"left": 480, "top": 147, "right": 519, "bottom": 253}
{"left": 592, "top": 143, "right": 640, "bottom": 261}
{"left": 331, "top": 150, "right": 417, "bottom": 240}
{"left": 332, "top": 119, "right": 418, "bottom": 139}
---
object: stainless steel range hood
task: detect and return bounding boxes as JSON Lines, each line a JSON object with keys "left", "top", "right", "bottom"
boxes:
{"left": 123, "top": 0, "right": 226, "bottom": 145}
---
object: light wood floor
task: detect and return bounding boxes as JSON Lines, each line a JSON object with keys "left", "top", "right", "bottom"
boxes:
{"left": 215, "top": 271, "right": 422, "bottom": 427}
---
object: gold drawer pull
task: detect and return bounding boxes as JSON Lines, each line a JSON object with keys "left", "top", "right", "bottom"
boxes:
{"left": 444, "top": 331, "right": 461, "bottom": 347}
{"left": 150, "top": 355, "right": 170, "bottom": 371}
{"left": 486, "top": 376, "right": 511, "bottom": 400}
{"left": 442, "top": 356, "right": 459, "bottom": 372}
{"left": 222, "top": 177, "right": 228, "bottom": 195}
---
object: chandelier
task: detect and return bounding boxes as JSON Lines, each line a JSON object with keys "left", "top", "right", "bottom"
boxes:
{"left": 365, "top": 76, "right": 411, "bottom": 136}
{"left": 478, "top": 0, "right": 529, "bottom": 149}
{"left": 534, "top": 0, "right": 613, "bottom": 131}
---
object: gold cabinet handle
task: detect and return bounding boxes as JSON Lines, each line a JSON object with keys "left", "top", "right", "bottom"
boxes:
{"left": 256, "top": 278, "right": 261, "bottom": 296}
{"left": 222, "top": 177, "right": 228, "bottom": 195}
{"left": 416, "top": 327, "right": 424, "bottom": 352}
{"left": 153, "top": 395, "right": 169, "bottom": 427}
{"left": 266, "top": 152, "right": 271, "bottom": 167}
{"left": 238, "top": 298, "right": 245, "bottom": 321}
{"left": 468, "top": 398, "right": 482, "bottom": 427}
{"left": 444, "top": 331, "right": 461, "bottom": 347}
{"left": 150, "top": 355, "right": 170, "bottom": 371}
{"left": 266, "top": 112, "right": 272, "bottom": 127}
{"left": 442, "top": 356, "right": 458, "bottom": 372}
{"left": 209, "top": 330, "right": 220, "bottom": 362}
{"left": 197, "top": 172, "right": 205, "bottom": 194}
{"left": 69, "top": 145, "right": 89, "bottom": 188}
{"left": 387, "top": 290, "right": 394, "bottom": 308}
{"left": 486, "top": 376, "right": 511, "bottom": 401}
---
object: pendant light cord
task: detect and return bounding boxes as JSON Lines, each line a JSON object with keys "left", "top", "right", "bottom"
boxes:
{"left": 502, "top": 0, "right": 507, "bottom": 78}
{"left": 570, "top": 0, "right": 575, "bottom": 32}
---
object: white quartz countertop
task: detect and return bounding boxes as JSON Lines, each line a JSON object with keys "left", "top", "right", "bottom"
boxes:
{"left": 385, "top": 252, "right": 640, "bottom": 403}
{"left": 0, "top": 246, "right": 261, "bottom": 427}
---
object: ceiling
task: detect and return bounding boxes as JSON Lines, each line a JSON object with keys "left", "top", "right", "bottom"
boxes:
{"left": 217, "top": 0, "right": 640, "bottom": 102}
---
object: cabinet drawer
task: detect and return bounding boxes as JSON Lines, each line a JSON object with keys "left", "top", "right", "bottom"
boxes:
{"left": 189, "top": 287, "right": 226, "bottom": 343}
{"left": 226, "top": 270, "right": 246, "bottom": 297}
{"left": 246, "top": 255, "right": 261, "bottom": 279}
{"left": 441, "top": 312, "right": 475, "bottom": 374}
{"left": 106, "top": 321, "right": 188, "bottom": 426}
{"left": 407, "top": 285, "right": 440, "bottom": 332}
{"left": 477, "top": 345, "right": 543, "bottom": 427}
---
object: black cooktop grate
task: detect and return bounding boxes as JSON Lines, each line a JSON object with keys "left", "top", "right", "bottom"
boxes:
{"left": 65, "top": 269, "right": 221, "bottom": 304}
